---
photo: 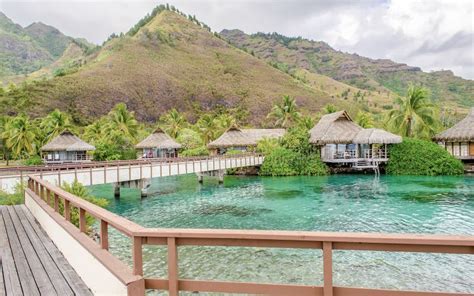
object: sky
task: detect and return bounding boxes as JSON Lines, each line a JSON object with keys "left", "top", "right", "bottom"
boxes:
{"left": 1, "top": 0, "right": 473, "bottom": 79}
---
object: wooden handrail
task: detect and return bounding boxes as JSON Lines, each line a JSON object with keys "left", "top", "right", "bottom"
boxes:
{"left": 0, "top": 153, "right": 263, "bottom": 174}
{"left": 26, "top": 176, "right": 474, "bottom": 296}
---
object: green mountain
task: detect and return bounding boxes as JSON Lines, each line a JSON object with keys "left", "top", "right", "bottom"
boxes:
{"left": 220, "top": 30, "right": 474, "bottom": 111}
{"left": 24, "top": 22, "right": 71, "bottom": 58}
{"left": 1, "top": 9, "right": 370, "bottom": 125}
{"left": 0, "top": 12, "right": 83, "bottom": 78}
{"left": 0, "top": 12, "right": 53, "bottom": 76}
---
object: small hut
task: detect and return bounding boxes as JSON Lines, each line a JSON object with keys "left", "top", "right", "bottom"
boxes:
{"left": 135, "top": 128, "right": 182, "bottom": 159}
{"left": 433, "top": 108, "right": 474, "bottom": 160}
{"left": 309, "top": 111, "right": 362, "bottom": 160}
{"left": 309, "top": 111, "right": 401, "bottom": 162}
{"left": 41, "top": 130, "right": 95, "bottom": 164}
{"left": 208, "top": 126, "right": 286, "bottom": 155}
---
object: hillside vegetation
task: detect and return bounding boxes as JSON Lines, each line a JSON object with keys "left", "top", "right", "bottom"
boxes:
{"left": 221, "top": 30, "right": 473, "bottom": 113}
{"left": 1, "top": 9, "right": 364, "bottom": 125}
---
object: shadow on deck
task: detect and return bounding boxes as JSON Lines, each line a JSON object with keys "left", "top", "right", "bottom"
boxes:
{"left": 0, "top": 205, "right": 92, "bottom": 296}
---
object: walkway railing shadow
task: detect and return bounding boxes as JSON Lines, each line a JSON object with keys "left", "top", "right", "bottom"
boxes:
{"left": 26, "top": 176, "right": 474, "bottom": 296}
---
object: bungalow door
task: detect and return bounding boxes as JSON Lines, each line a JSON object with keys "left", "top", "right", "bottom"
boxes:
{"left": 470, "top": 142, "right": 474, "bottom": 156}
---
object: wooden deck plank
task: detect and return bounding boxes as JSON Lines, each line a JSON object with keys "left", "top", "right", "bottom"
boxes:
{"left": 0, "top": 207, "right": 39, "bottom": 296}
{"left": 0, "top": 257, "right": 4, "bottom": 296}
{"left": 0, "top": 212, "right": 22, "bottom": 296}
{"left": 19, "top": 206, "right": 93, "bottom": 296}
{"left": 6, "top": 206, "right": 56, "bottom": 296}
{"left": 13, "top": 205, "right": 75, "bottom": 296}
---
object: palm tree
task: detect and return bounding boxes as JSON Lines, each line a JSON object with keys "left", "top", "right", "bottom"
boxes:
{"left": 387, "top": 86, "right": 437, "bottom": 137}
{"left": 0, "top": 116, "right": 11, "bottom": 165}
{"left": 297, "top": 115, "right": 315, "bottom": 130}
{"left": 197, "top": 114, "right": 218, "bottom": 144}
{"left": 267, "top": 95, "right": 301, "bottom": 128}
{"left": 160, "top": 109, "right": 187, "bottom": 138}
{"left": 2, "top": 115, "right": 37, "bottom": 158}
{"left": 355, "top": 111, "right": 374, "bottom": 128}
{"left": 105, "top": 103, "right": 139, "bottom": 141}
{"left": 84, "top": 119, "right": 105, "bottom": 144}
{"left": 41, "top": 109, "right": 73, "bottom": 142}
{"left": 216, "top": 113, "right": 236, "bottom": 130}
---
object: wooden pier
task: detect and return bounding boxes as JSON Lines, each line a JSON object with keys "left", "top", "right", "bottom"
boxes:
{"left": 0, "top": 205, "right": 92, "bottom": 296}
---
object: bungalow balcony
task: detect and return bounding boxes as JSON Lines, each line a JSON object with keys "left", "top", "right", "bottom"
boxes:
{"left": 321, "top": 146, "right": 389, "bottom": 163}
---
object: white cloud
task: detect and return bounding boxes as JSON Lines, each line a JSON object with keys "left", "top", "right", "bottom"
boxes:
{"left": 1, "top": 0, "right": 472, "bottom": 78}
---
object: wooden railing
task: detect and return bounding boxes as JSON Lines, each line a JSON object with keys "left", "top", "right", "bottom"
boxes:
{"left": 1, "top": 153, "right": 262, "bottom": 175}
{"left": 26, "top": 176, "right": 474, "bottom": 296}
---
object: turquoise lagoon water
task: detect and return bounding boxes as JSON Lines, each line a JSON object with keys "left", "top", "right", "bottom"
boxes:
{"left": 89, "top": 174, "right": 474, "bottom": 293}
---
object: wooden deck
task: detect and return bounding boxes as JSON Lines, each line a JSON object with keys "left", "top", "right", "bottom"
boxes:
{"left": 0, "top": 205, "right": 92, "bottom": 296}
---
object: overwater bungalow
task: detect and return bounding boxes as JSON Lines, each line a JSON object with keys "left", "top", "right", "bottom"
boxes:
{"left": 433, "top": 108, "right": 474, "bottom": 161}
{"left": 41, "top": 130, "right": 95, "bottom": 164}
{"left": 309, "top": 111, "right": 401, "bottom": 166}
{"left": 135, "top": 128, "right": 182, "bottom": 158}
{"left": 208, "top": 126, "right": 286, "bottom": 155}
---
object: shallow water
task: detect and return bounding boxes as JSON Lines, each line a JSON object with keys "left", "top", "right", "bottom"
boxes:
{"left": 90, "top": 174, "right": 474, "bottom": 293}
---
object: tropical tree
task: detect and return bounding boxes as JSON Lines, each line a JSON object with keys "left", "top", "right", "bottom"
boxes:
{"left": 215, "top": 113, "right": 236, "bottom": 131}
{"left": 84, "top": 119, "right": 105, "bottom": 144}
{"left": 40, "top": 109, "right": 73, "bottom": 142}
{"left": 105, "top": 103, "right": 139, "bottom": 142}
{"left": 267, "top": 95, "right": 301, "bottom": 128}
{"left": 386, "top": 86, "right": 437, "bottom": 138}
{"left": 355, "top": 111, "right": 374, "bottom": 128}
{"left": 0, "top": 116, "right": 11, "bottom": 165}
{"left": 297, "top": 115, "right": 316, "bottom": 130}
{"left": 2, "top": 115, "right": 37, "bottom": 158}
{"left": 160, "top": 108, "right": 187, "bottom": 138}
{"left": 197, "top": 114, "right": 218, "bottom": 144}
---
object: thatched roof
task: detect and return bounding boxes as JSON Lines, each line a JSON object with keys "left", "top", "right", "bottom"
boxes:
{"left": 353, "top": 128, "right": 402, "bottom": 144}
{"left": 208, "top": 127, "right": 286, "bottom": 148}
{"left": 135, "top": 128, "right": 182, "bottom": 149}
{"left": 41, "top": 130, "right": 95, "bottom": 152}
{"left": 433, "top": 108, "right": 474, "bottom": 142}
{"left": 309, "top": 110, "right": 362, "bottom": 144}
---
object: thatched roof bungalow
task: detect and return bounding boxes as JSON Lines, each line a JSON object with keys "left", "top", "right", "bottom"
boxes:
{"left": 135, "top": 128, "right": 182, "bottom": 158}
{"left": 208, "top": 126, "right": 286, "bottom": 154}
{"left": 309, "top": 111, "right": 401, "bottom": 162}
{"left": 309, "top": 111, "right": 362, "bottom": 145}
{"left": 433, "top": 108, "right": 474, "bottom": 160}
{"left": 41, "top": 130, "right": 95, "bottom": 163}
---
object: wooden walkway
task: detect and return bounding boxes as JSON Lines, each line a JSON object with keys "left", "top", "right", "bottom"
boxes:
{"left": 0, "top": 205, "right": 92, "bottom": 296}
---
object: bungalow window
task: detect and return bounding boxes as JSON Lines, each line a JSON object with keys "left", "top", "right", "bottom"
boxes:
{"left": 54, "top": 152, "right": 60, "bottom": 161}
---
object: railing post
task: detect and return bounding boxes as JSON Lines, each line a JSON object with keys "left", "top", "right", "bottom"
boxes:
{"left": 64, "top": 200, "right": 71, "bottom": 221}
{"left": 167, "top": 237, "right": 178, "bottom": 296}
{"left": 54, "top": 193, "right": 59, "bottom": 212}
{"left": 46, "top": 188, "right": 51, "bottom": 205}
{"left": 100, "top": 220, "right": 109, "bottom": 250}
{"left": 323, "top": 241, "right": 333, "bottom": 296}
{"left": 79, "top": 208, "right": 86, "bottom": 233}
{"left": 132, "top": 236, "right": 143, "bottom": 276}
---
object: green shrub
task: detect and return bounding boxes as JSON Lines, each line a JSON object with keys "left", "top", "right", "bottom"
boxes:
{"left": 0, "top": 183, "right": 25, "bottom": 205}
{"left": 61, "top": 180, "right": 109, "bottom": 232}
{"left": 260, "top": 147, "right": 298, "bottom": 176}
{"left": 386, "top": 138, "right": 464, "bottom": 175}
{"left": 260, "top": 147, "right": 328, "bottom": 176}
{"left": 256, "top": 138, "right": 280, "bottom": 155}
{"left": 181, "top": 146, "right": 209, "bottom": 157}
{"left": 23, "top": 155, "right": 43, "bottom": 166}
{"left": 225, "top": 149, "right": 245, "bottom": 155}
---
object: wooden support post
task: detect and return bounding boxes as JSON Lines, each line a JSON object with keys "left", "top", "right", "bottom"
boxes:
{"left": 132, "top": 236, "right": 143, "bottom": 276}
{"left": 167, "top": 237, "right": 178, "bottom": 296}
{"left": 90, "top": 167, "right": 93, "bottom": 185}
{"left": 64, "top": 200, "right": 71, "bottom": 221}
{"left": 139, "top": 163, "right": 142, "bottom": 179}
{"left": 46, "top": 189, "right": 51, "bottom": 205}
{"left": 323, "top": 242, "right": 333, "bottom": 296}
{"left": 100, "top": 220, "right": 109, "bottom": 250}
{"left": 192, "top": 160, "right": 195, "bottom": 173}
{"left": 74, "top": 167, "right": 78, "bottom": 181}
{"left": 54, "top": 193, "right": 59, "bottom": 212}
{"left": 116, "top": 165, "right": 120, "bottom": 183}
{"left": 104, "top": 165, "right": 107, "bottom": 183}
{"left": 79, "top": 208, "right": 86, "bottom": 233}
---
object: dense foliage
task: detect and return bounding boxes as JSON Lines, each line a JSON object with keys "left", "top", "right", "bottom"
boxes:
{"left": 259, "top": 125, "right": 328, "bottom": 176}
{"left": 0, "top": 183, "right": 25, "bottom": 205}
{"left": 386, "top": 138, "right": 464, "bottom": 176}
